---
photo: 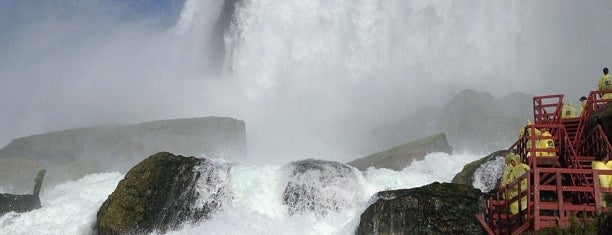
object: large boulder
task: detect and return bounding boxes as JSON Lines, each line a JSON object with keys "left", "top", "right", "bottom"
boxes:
{"left": 95, "top": 152, "right": 231, "bottom": 235}
{"left": 347, "top": 132, "right": 452, "bottom": 171}
{"left": 282, "top": 159, "right": 360, "bottom": 217}
{"left": 356, "top": 182, "right": 483, "bottom": 235}
{"left": 0, "top": 116, "right": 246, "bottom": 187}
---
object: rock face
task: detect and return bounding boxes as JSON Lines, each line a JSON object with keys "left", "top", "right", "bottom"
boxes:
{"left": 442, "top": 90, "right": 530, "bottom": 153}
{"left": 282, "top": 159, "right": 360, "bottom": 217}
{"left": 356, "top": 182, "right": 483, "bottom": 235}
{"left": 585, "top": 102, "right": 612, "bottom": 143}
{"left": 0, "top": 117, "right": 246, "bottom": 187}
{"left": 347, "top": 132, "right": 452, "bottom": 171}
{"left": 95, "top": 152, "right": 231, "bottom": 235}
{"left": 361, "top": 89, "right": 531, "bottom": 154}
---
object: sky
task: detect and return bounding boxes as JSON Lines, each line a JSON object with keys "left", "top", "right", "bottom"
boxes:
{"left": 1, "top": 0, "right": 611, "bottom": 162}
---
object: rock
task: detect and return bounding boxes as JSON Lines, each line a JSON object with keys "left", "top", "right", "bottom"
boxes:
{"left": 452, "top": 150, "right": 506, "bottom": 192}
{"left": 95, "top": 152, "right": 231, "bottom": 235}
{"left": 0, "top": 116, "right": 246, "bottom": 186}
{"left": 0, "top": 194, "right": 40, "bottom": 215}
{"left": 0, "top": 170, "right": 46, "bottom": 216}
{"left": 442, "top": 90, "right": 530, "bottom": 153}
{"left": 361, "top": 89, "right": 531, "bottom": 155}
{"left": 356, "top": 182, "right": 484, "bottom": 235}
{"left": 282, "top": 159, "right": 360, "bottom": 217}
{"left": 585, "top": 102, "right": 612, "bottom": 143}
{"left": 347, "top": 132, "right": 452, "bottom": 171}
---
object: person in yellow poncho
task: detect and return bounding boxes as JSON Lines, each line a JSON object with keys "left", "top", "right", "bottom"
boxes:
{"left": 592, "top": 152, "right": 611, "bottom": 207}
{"left": 502, "top": 154, "right": 530, "bottom": 214}
{"left": 579, "top": 96, "right": 588, "bottom": 116}
{"left": 598, "top": 67, "right": 612, "bottom": 99}
{"left": 561, "top": 102, "right": 576, "bottom": 118}
{"left": 519, "top": 120, "right": 541, "bottom": 158}
{"left": 501, "top": 152, "right": 515, "bottom": 189}
{"left": 537, "top": 129, "right": 555, "bottom": 157}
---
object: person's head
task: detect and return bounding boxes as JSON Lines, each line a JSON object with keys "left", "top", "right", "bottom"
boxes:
{"left": 580, "top": 96, "right": 587, "bottom": 102}
{"left": 595, "top": 151, "right": 609, "bottom": 162}
{"left": 510, "top": 154, "right": 521, "bottom": 167}
{"left": 604, "top": 67, "right": 609, "bottom": 75}
{"left": 504, "top": 153, "right": 513, "bottom": 164}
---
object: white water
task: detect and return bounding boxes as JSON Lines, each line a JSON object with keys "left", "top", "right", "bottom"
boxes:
{"left": 0, "top": 173, "right": 124, "bottom": 235}
{"left": 0, "top": 0, "right": 544, "bottom": 234}
{"left": 0, "top": 152, "right": 497, "bottom": 235}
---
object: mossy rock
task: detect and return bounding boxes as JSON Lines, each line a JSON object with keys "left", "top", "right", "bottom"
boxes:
{"left": 356, "top": 182, "right": 484, "bottom": 235}
{"left": 96, "top": 152, "right": 229, "bottom": 234}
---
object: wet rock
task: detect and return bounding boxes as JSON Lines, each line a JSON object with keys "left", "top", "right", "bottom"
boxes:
{"left": 0, "top": 194, "right": 40, "bottom": 215}
{"left": 452, "top": 150, "right": 506, "bottom": 192}
{"left": 348, "top": 132, "right": 453, "bottom": 171}
{"left": 95, "top": 152, "right": 230, "bottom": 235}
{"left": 356, "top": 182, "right": 483, "bottom": 235}
{"left": 282, "top": 159, "right": 360, "bottom": 217}
{"left": 0, "top": 170, "right": 46, "bottom": 216}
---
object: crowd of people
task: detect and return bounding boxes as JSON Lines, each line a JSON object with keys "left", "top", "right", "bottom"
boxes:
{"left": 498, "top": 67, "right": 612, "bottom": 214}
{"left": 593, "top": 67, "right": 612, "bottom": 207}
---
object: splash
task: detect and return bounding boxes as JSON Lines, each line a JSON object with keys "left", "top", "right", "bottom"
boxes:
{"left": 0, "top": 172, "right": 123, "bottom": 234}
{"left": 473, "top": 156, "right": 506, "bottom": 193}
{"left": 0, "top": 152, "right": 479, "bottom": 235}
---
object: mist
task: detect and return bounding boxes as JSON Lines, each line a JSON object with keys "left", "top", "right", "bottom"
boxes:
{"left": 1, "top": 0, "right": 611, "bottom": 163}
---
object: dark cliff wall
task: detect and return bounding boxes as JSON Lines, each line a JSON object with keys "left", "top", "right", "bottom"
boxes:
{"left": 362, "top": 89, "right": 531, "bottom": 154}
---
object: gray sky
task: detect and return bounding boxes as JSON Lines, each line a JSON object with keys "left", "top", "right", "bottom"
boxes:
{"left": 1, "top": 0, "right": 611, "bottom": 162}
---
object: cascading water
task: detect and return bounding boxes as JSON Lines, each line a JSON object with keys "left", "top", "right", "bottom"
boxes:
{"left": 0, "top": 0, "right": 554, "bottom": 234}
{"left": 0, "top": 152, "right": 492, "bottom": 234}
{"left": 161, "top": 0, "right": 533, "bottom": 161}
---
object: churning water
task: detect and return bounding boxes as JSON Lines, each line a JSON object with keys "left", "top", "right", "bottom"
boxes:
{"left": 0, "top": 152, "right": 502, "bottom": 235}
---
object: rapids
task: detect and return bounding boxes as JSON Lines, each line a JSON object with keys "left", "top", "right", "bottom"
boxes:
{"left": 0, "top": 152, "right": 499, "bottom": 235}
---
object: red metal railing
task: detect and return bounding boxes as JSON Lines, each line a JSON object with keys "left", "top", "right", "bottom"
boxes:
{"left": 477, "top": 91, "right": 612, "bottom": 234}
{"left": 573, "top": 90, "right": 611, "bottom": 147}
{"left": 478, "top": 171, "right": 531, "bottom": 235}
{"left": 533, "top": 94, "right": 563, "bottom": 126}
{"left": 478, "top": 168, "right": 612, "bottom": 234}
{"left": 532, "top": 168, "right": 612, "bottom": 230}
